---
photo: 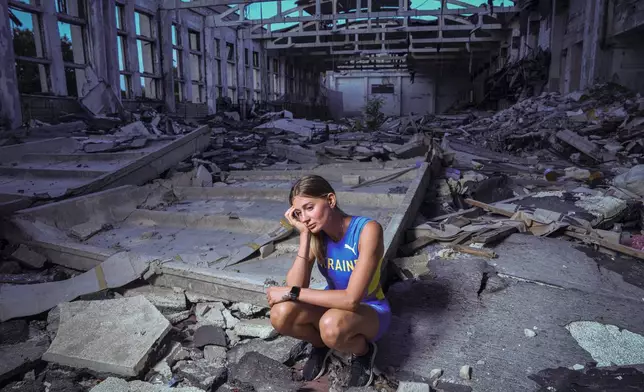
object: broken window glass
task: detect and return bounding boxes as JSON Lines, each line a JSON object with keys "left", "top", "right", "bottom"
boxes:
{"left": 140, "top": 77, "right": 158, "bottom": 99}
{"left": 135, "top": 12, "right": 152, "bottom": 37}
{"left": 226, "top": 43, "right": 234, "bottom": 61}
{"left": 120, "top": 74, "right": 130, "bottom": 99}
{"left": 16, "top": 60, "right": 48, "bottom": 94}
{"left": 173, "top": 49, "right": 182, "bottom": 78}
{"left": 137, "top": 39, "right": 155, "bottom": 74}
{"left": 115, "top": 5, "right": 124, "bottom": 30}
{"left": 58, "top": 21, "right": 86, "bottom": 64}
{"left": 215, "top": 39, "right": 220, "bottom": 58}
{"left": 190, "top": 53, "right": 201, "bottom": 82}
{"left": 172, "top": 24, "right": 179, "bottom": 46}
{"left": 10, "top": 8, "right": 43, "bottom": 58}
{"left": 117, "top": 35, "right": 126, "bottom": 71}
{"left": 56, "top": 0, "right": 86, "bottom": 19}
{"left": 253, "top": 51, "right": 259, "bottom": 68}
{"left": 189, "top": 31, "right": 200, "bottom": 51}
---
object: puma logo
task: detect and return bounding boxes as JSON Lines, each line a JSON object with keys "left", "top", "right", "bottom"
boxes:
{"left": 344, "top": 243, "right": 357, "bottom": 256}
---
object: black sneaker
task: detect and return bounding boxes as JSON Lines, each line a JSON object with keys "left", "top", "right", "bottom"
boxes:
{"left": 302, "top": 346, "right": 331, "bottom": 381}
{"left": 348, "top": 342, "right": 378, "bottom": 387}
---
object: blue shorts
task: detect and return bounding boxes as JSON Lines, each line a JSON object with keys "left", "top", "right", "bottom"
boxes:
{"left": 363, "top": 298, "right": 392, "bottom": 342}
{"left": 323, "top": 286, "right": 391, "bottom": 341}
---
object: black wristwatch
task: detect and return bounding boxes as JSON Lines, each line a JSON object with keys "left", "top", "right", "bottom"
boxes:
{"left": 288, "top": 286, "right": 301, "bottom": 301}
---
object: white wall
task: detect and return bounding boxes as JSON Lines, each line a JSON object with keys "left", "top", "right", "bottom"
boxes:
{"left": 327, "top": 71, "right": 435, "bottom": 117}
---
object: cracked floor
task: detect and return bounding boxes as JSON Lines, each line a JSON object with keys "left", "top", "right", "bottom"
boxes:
{"left": 376, "top": 233, "right": 644, "bottom": 391}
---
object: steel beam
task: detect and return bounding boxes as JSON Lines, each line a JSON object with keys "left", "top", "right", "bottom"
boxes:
{"left": 215, "top": 6, "right": 517, "bottom": 26}
{"left": 251, "top": 23, "right": 502, "bottom": 39}
{"left": 266, "top": 35, "right": 498, "bottom": 49}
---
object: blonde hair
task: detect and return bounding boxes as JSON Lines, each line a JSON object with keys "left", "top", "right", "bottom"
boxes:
{"left": 289, "top": 175, "right": 346, "bottom": 264}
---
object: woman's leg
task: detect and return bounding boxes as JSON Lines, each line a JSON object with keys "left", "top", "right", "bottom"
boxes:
{"left": 317, "top": 304, "right": 381, "bottom": 355}
{"left": 270, "top": 301, "right": 328, "bottom": 347}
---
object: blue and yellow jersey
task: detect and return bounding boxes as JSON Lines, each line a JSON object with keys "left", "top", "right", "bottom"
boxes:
{"left": 317, "top": 216, "right": 386, "bottom": 302}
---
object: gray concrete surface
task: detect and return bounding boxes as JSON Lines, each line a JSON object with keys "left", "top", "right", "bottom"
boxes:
{"left": 0, "top": 126, "right": 209, "bottom": 214}
{"left": 5, "top": 161, "right": 425, "bottom": 306}
{"left": 377, "top": 234, "right": 644, "bottom": 391}
{"left": 90, "top": 377, "right": 206, "bottom": 392}
{"left": 43, "top": 296, "right": 171, "bottom": 377}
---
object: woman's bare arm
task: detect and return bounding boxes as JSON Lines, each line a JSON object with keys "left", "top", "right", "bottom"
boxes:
{"left": 285, "top": 232, "right": 315, "bottom": 288}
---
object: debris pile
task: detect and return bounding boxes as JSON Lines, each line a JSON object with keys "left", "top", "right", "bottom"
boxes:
{"left": 437, "top": 83, "right": 644, "bottom": 166}
{"left": 396, "top": 83, "right": 644, "bottom": 280}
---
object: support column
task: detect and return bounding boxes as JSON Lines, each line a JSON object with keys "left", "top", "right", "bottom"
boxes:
{"left": 180, "top": 14, "right": 193, "bottom": 102}
{"left": 102, "top": 0, "right": 120, "bottom": 98}
{"left": 204, "top": 23, "right": 217, "bottom": 114}
{"left": 0, "top": 0, "right": 22, "bottom": 129}
{"left": 580, "top": 0, "right": 607, "bottom": 90}
{"left": 42, "top": 0, "right": 67, "bottom": 95}
{"left": 547, "top": 2, "right": 565, "bottom": 92}
{"left": 161, "top": 9, "right": 176, "bottom": 112}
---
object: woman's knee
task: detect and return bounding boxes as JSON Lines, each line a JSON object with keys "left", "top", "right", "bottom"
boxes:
{"left": 319, "top": 311, "right": 349, "bottom": 348}
{"left": 270, "top": 301, "right": 298, "bottom": 334}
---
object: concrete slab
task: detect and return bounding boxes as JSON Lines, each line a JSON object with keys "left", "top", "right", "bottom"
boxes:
{"left": 90, "top": 377, "right": 206, "bottom": 392}
{"left": 0, "top": 126, "right": 209, "bottom": 215}
{"left": 4, "top": 159, "right": 431, "bottom": 306}
{"left": 122, "top": 285, "right": 187, "bottom": 315}
{"left": 42, "top": 296, "right": 171, "bottom": 377}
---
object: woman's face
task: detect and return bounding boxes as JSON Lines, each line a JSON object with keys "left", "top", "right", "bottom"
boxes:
{"left": 291, "top": 195, "right": 333, "bottom": 234}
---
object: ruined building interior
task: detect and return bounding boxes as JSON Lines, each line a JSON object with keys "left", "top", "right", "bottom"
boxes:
{"left": 1, "top": 0, "right": 644, "bottom": 391}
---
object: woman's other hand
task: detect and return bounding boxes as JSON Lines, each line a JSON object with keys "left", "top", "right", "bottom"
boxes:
{"left": 284, "top": 206, "right": 310, "bottom": 235}
{"left": 266, "top": 286, "right": 291, "bottom": 307}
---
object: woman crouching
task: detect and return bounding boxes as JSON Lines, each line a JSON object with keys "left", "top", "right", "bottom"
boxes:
{"left": 266, "top": 175, "right": 391, "bottom": 387}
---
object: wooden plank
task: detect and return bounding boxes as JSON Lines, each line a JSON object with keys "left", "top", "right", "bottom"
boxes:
{"left": 464, "top": 199, "right": 516, "bottom": 217}
{"left": 565, "top": 230, "right": 644, "bottom": 261}
{"left": 472, "top": 226, "right": 518, "bottom": 244}
{"left": 556, "top": 129, "right": 602, "bottom": 162}
{"left": 452, "top": 245, "right": 497, "bottom": 258}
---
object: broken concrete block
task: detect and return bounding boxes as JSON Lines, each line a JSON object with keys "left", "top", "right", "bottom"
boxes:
{"left": 223, "top": 112, "right": 241, "bottom": 122}
{"left": 11, "top": 245, "right": 47, "bottom": 269}
{"left": 227, "top": 336, "right": 307, "bottom": 365}
{"left": 394, "top": 141, "right": 428, "bottom": 159}
{"left": 230, "top": 302, "right": 264, "bottom": 319}
{"left": 80, "top": 81, "right": 124, "bottom": 118}
{"left": 194, "top": 325, "right": 227, "bottom": 348}
{"left": 397, "top": 381, "right": 430, "bottom": 392}
{"left": 192, "top": 165, "right": 212, "bottom": 187}
{"left": 429, "top": 368, "right": 443, "bottom": 380}
{"left": 0, "top": 320, "right": 29, "bottom": 345}
{"left": 524, "top": 328, "right": 537, "bottom": 337}
{"left": 572, "top": 364, "right": 585, "bottom": 371}
{"left": 1, "top": 380, "right": 45, "bottom": 392}
{"left": 259, "top": 242, "right": 275, "bottom": 258}
{"left": 42, "top": 296, "right": 171, "bottom": 377}
{"left": 195, "top": 302, "right": 227, "bottom": 328}
{"left": 459, "top": 365, "right": 472, "bottom": 380}
{"left": 342, "top": 174, "right": 362, "bottom": 186}
{"left": 230, "top": 352, "right": 300, "bottom": 392}
{"left": 168, "top": 171, "right": 193, "bottom": 187}
{"left": 118, "top": 121, "right": 151, "bottom": 137}
{"left": 434, "top": 380, "right": 472, "bottom": 392}
{"left": 204, "top": 345, "right": 227, "bottom": 367}
{"left": 222, "top": 309, "right": 239, "bottom": 329}
{"left": 186, "top": 292, "right": 229, "bottom": 304}
{"left": 226, "top": 329, "right": 240, "bottom": 347}
{"left": 0, "top": 336, "right": 50, "bottom": 384}
{"left": 174, "top": 359, "right": 227, "bottom": 391}
{"left": 90, "top": 377, "right": 206, "bottom": 392}
{"left": 229, "top": 162, "right": 247, "bottom": 170}
{"left": 69, "top": 221, "right": 112, "bottom": 241}
{"left": 235, "top": 319, "right": 276, "bottom": 339}
{"left": 122, "top": 285, "right": 187, "bottom": 315}
{"left": 166, "top": 310, "right": 191, "bottom": 324}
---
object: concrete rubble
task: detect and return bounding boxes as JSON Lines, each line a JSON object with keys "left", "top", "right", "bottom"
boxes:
{"left": 2, "top": 81, "right": 644, "bottom": 392}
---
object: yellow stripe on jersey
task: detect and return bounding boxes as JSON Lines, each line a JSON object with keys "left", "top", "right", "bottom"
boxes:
{"left": 367, "top": 257, "right": 385, "bottom": 300}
